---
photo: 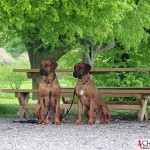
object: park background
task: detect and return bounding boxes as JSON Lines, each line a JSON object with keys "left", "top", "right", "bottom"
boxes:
{"left": 0, "top": 0, "right": 150, "bottom": 119}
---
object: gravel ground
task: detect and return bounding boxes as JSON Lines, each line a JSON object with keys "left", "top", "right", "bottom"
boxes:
{"left": 0, "top": 118, "right": 149, "bottom": 150}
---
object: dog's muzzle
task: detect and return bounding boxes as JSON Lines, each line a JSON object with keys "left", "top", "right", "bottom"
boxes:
{"left": 40, "top": 67, "right": 48, "bottom": 76}
{"left": 73, "top": 71, "right": 82, "bottom": 79}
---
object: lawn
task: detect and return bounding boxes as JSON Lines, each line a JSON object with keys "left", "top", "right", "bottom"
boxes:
{"left": 0, "top": 92, "right": 37, "bottom": 118}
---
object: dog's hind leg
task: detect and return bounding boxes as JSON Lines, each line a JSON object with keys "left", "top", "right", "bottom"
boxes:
{"left": 101, "top": 105, "right": 110, "bottom": 124}
{"left": 87, "top": 98, "right": 95, "bottom": 125}
{"left": 95, "top": 108, "right": 103, "bottom": 124}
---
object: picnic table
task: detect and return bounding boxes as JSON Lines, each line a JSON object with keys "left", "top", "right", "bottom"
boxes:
{"left": 2, "top": 68, "right": 150, "bottom": 121}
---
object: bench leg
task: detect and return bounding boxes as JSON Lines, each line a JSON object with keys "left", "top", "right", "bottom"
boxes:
{"left": 16, "top": 93, "right": 29, "bottom": 119}
{"left": 138, "top": 98, "right": 148, "bottom": 121}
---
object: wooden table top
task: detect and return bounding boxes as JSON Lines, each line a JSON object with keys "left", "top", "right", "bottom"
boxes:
{"left": 13, "top": 68, "right": 150, "bottom": 74}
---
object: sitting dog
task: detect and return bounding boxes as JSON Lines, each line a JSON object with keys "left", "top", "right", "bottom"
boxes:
{"left": 35, "top": 60, "right": 62, "bottom": 125}
{"left": 73, "top": 62, "right": 110, "bottom": 125}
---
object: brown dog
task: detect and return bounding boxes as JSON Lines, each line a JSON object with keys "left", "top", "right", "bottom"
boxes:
{"left": 35, "top": 60, "right": 62, "bottom": 125}
{"left": 73, "top": 62, "right": 110, "bottom": 125}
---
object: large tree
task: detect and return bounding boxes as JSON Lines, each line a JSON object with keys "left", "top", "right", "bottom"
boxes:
{"left": 0, "top": 0, "right": 149, "bottom": 68}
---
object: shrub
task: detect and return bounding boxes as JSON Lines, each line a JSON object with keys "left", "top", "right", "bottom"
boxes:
{"left": 0, "top": 60, "right": 29, "bottom": 89}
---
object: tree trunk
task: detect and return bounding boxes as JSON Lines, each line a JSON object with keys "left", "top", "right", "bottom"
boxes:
{"left": 82, "top": 41, "right": 95, "bottom": 67}
{"left": 26, "top": 40, "right": 67, "bottom": 69}
{"left": 25, "top": 40, "right": 69, "bottom": 99}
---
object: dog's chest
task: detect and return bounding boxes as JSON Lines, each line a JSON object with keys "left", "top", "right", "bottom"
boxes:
{"left": 77, "top": 89, "right": 89, "bottom": 100}
{"left": 79, "top": 90, "right": 85, "bottom": 98}
{"left": 39, "top": 83, "right": 52, "bottom": 96}
{"left": 77, "top": 89, "right": 90, "bottom": 107}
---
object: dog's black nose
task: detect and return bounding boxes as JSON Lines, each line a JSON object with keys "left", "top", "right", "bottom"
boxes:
{"left": 73, "top": 71, "right": 82, "bottom": 79}
{"left": 40, "top": 68, "right": 48, "bottom": 76}
{"left": 73, "top": 72, "right": 77, "bottom": 78}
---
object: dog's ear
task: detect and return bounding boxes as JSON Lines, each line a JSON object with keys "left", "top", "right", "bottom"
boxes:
{"left": 50, "top": 60, "right": 58, "bottom": 71}
{"left": 84, "top": 63, "right": 91, "bottom": 74}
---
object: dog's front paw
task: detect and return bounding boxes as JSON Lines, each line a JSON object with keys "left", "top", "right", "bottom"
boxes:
{"left": 55, "top": 120, "right": 61, "bottom": 125}
{"left": 42, "top": 122, "right": 49, "bottom": 125}
{"left": 100, "top": 120, "right": 110, "bottom": 125}
{"left": 86, "top": 121, "right": 94, "bottom": 125}
{"left": 75, "top": 120, "right": 82, "bottom": 125}
{"left": 55, "top": 122, "right": 61, "bottom": 125}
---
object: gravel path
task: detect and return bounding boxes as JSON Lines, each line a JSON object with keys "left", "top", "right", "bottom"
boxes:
{"left": 0, "top": 118, "right": 149, "bottom": 150}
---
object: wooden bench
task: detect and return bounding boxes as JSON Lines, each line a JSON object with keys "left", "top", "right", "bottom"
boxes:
{"left": 1, "top": 87, "right": 150, "bottom": 121}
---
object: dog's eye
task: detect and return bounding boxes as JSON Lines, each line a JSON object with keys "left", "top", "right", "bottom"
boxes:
{"left": 78, "top": 66, "right": 82, "bottom": 70}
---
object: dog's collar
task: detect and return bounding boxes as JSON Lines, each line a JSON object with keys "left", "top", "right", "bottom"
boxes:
{"left": 43, "top": 76, "right": 56, "bottom": 85}
{"left": 77, "top": 75, "right": 92, "bottom": 85}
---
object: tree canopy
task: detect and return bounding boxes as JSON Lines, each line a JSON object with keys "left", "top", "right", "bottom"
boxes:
{"left": 0, "top": 0, "right": 150, "bottom": 68}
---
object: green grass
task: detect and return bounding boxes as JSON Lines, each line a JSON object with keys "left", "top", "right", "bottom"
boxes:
{"left": 20, "top": 79, "right": 73, "bottom": 89}
{"left": 20, "top": 80, "right": 32, "bottom": 89}
{"left": 0, "top": 104, "right": 19, "bottom": 118}
{"left": 0, "top": 104, "right": 36, "bottom": 118}
{"left": 0, "top": 95, "right": 37, "bottom": 118}
{"left": 0, "top": 97, "right": 20, "bottom": 118}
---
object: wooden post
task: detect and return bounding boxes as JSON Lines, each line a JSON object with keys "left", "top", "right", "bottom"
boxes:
{"left": 27, "top": 72, "right": 40, "bottom": 100}
{"left": 138, "top": 95, "right": 149, "bottom": 121}
{"left": 16, "top": 92, "right": 29, "bottom": 118}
